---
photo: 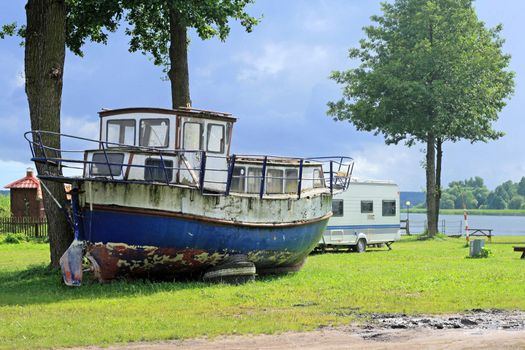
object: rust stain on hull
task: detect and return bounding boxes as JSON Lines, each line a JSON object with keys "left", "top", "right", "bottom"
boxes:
{"left": 86, "top": 242, "right": 305, "bottom": 282}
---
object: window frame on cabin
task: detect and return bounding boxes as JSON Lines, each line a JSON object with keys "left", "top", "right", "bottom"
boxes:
{"left": 206, "top": 123, "right": 225, "bottom": 154}
{"left": 139, "top": 118, "right": 170, "bottom": 148}
{"left": 183, "top": 121, "right": 203, "bottom": 150}
{"left": 106, "top": 119, "right": 136, "bottom": 146}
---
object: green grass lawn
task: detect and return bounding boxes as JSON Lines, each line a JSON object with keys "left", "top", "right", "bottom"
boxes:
{"left": 0, "top": 235, "right": 524, "bottom": 349}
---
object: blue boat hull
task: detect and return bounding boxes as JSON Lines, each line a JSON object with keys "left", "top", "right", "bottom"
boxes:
{"left": 81, "top": 205, "right": 329, "bottom": 280}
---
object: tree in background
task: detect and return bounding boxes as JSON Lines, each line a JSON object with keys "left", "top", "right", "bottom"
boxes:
{"left": 445, "top": 177, "right": 488, "bottom": 209}
{"left": 1, "top": 0, "right": 257, "bottom": 265}
{"left": 518, "top": 177, "right": 525, "bottom": 197}
{"left": 24, "top": 0, "right": 71, "bottom": 267}
{"left": 328, "top": 0, "right": 514, "bottom": 236}
{"left": 2, "top": 1, "right": 120, "bottom": 267}
{"left": 508, "top": 195, "right": 523, "bottom": 210}
{"left": 439, "top": 176, "right": 525, "bottom": 210}
{"left": 69, "top": 0, "right": 259, "bottom": 108}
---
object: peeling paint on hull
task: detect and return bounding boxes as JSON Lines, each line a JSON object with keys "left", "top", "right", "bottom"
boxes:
{"left": 81, "top": 207, "right": 329, "bottom": 280}
{"left": 79, "top": 181, "right": 331, "bottom": 280}
{"left": 86, "top": 242, "right": 312, "bottom": 281}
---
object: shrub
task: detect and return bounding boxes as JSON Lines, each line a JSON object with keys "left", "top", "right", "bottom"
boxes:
{"left": 3, "top": 233, "right": 26, "bottom": 244}
{"left": 467, "top": 247, "right": 492, "bottom": 259}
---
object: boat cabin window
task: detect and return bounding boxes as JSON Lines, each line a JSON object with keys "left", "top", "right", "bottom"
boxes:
{"left": 247, "top": 167, "right": 262, "bottom": 193}
{"left": 231, "top": 166, "right": 246, "bottom": 192}
{"left": 183, "top": 122, "right": 202, "bottom": 150}
{"left": 140, "top": 119, "right": 169, "bottom": 148}
{"left": 285, "top": 169, "right": 298, "bottom": 193}
{"left": 313, "top": 168, "right": 325, "bottom": 188}
{"left": 361, "top": 200, "right": 373, "bottom": 213}
{"left": 266, "top": 169, "right": 284, "bottom": 194}
{"left": 332, "top": 199, "right": 344, "bottom": 217}
{"left": 91, "top": 153, "right": 124, "bottom": 177}
{"left": 144, "top": 158, "right": 173, "bottom": 182}
{"left": 382, "top": 200, "right": 396, "bottom": 216}
{"left": 207, "top": 123, "right": 225, "bottom": 153}
{"left": 107, "top": 120, "right": 135, "bottom": 146}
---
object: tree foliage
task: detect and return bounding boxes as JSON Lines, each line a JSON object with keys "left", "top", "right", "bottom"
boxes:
{"left": 439, "top": 176, "right": 525, "bottom": 210}
{"left": 328, "top": 0, "right": 513, "bottom": 145}
{"left": 328, "top": 0, "right": 514, "bottom": 235}
{"left": 67, "top": 0, "right": 259, "bottom": 107}
{"left": 118, "top": 0, "right": 259, "bottom": 67}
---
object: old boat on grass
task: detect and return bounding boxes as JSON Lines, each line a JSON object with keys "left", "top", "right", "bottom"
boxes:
{"left": 25, "top": 107, "right": 353, "bottom": 285}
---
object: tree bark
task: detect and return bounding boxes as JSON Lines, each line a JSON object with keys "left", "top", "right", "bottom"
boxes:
{"left": 426, "top": 133, "right": 438, "bottom": 236}
{"left": 168, "top": 10, "right": 191, "bottom": 109}
{"left": 434, "top": 138, "right": 443, "bottom": 231}
{"left": 25, "top": 0, "right": 72, "bottom": 267}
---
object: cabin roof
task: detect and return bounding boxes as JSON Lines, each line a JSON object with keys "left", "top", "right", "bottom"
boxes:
{"left": 350, "top": 177, "right": 397, "bottom": 185}
{"left": 4, "top": 172, "right": 40, "bottom": 190}
{"left": 98, "top": 107, "right": 237, "bottom": 122}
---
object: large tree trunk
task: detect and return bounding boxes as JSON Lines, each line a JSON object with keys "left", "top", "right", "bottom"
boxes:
{"left": 434, "top": 138, "right": 443, "bottom": 231}
{"left": 426, "top": 133, "right": 438, "bottom": 236}
{"left": 25, "top": 0, "right": 72, "bottom": 267}
{"left": 168, "top": 10, "right": 191, "bottom": 109}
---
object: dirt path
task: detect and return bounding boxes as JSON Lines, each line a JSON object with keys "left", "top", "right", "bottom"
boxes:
{"left": 75, "top": 328, "right": 525, "bottom": 350}
{"left": 72, "top": 310, "right": 525, "bottom": 350}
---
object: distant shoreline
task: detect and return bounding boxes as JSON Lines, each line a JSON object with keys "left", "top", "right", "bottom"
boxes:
{"left": 409, "top": 208, "right": 525, "bottom": 216}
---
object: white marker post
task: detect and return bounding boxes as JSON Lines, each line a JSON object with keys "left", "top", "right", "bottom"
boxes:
{"left": 464, "top": 209, "right": 469, "bottom": 242}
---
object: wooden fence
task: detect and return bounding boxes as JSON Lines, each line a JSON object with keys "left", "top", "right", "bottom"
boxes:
{"left": 0, "top": 217, "right": 48, "bottom": 237}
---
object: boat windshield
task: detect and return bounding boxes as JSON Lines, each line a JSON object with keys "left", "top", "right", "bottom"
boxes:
{"left": 107, "top": 120, "right": 135, "bottom": 146}
{"left": 140, "top": 119, "right": 169, "bottom": 147}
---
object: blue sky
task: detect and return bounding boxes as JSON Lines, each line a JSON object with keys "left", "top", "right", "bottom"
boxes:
{"left": 0, "top": 0, "right": 523, "bottom": 191}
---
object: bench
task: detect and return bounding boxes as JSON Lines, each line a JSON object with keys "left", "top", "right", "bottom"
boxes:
{"left": 469, "top": 228, "right": 493, "bottom": 242}
{"left": 514, "top": 246, "right": 525, "bottom": 259}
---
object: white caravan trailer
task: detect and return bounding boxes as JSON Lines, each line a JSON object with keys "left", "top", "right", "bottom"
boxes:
{"left": 319, "top": 178, "right": 401, "bottom": 252}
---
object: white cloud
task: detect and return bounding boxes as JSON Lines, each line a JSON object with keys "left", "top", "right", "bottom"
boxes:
{"left": 0, "top": 159, "right": 34, "bottom": 187}
{"left": 234, "top": 42, "right": 331, "bottom": 83}
{"left": 62, "top": 114, "right": 99, "bottom": 140}
{"left": 13, "top": 71, "right": 25, "bottom": 88}
{"left": 349, "top": 143, "right": 426, "bottom": 191}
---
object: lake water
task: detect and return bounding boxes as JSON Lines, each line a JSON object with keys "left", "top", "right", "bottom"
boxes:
{"left": 405, "top": 213, "right": 525, "bottom": 236}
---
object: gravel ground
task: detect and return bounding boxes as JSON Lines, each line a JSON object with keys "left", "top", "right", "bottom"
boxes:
{"left": 70, "top": 309, "right": 525, "bottom": 350}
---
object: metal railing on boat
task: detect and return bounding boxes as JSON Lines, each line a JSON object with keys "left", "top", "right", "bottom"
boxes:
{"left": 24, "top": 131, "right": 354, "bottom": 199}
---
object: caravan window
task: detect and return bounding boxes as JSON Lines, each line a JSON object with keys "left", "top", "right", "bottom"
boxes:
{"left": 361, "top": 200, "right": 373, "bottom": 213}
{"left": 107, "top": 119, "right": 135, "bottom": 146}
{"left": 332, "top": 199, "right": 344, "bottom": 217}
{"left": 231, "top": 166, "right": 246, "bottom": 192}
{"left": 183, "top": 122, "right": 202, "bottom": 150}
{"left": 382, "top": 200, "right": 396, "bottom": 216}
{"left": 140, "top": 119, "right": 169, "bottom": 147}
{"left": 207, "top": 124, "right": 225, "bottom": 153}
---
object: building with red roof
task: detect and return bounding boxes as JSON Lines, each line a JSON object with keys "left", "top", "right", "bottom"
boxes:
{"left": 4, "top": 168, "right": 45, "bottom": 218}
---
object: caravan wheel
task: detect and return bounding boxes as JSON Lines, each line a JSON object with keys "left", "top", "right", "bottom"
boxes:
{"left": 356, "top": 239, "right": 367, "bottom": 253}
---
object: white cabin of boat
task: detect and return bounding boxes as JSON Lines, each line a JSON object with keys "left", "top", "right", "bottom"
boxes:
{"left": 82, "top": 107, "right": 333, "bottom": 197}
